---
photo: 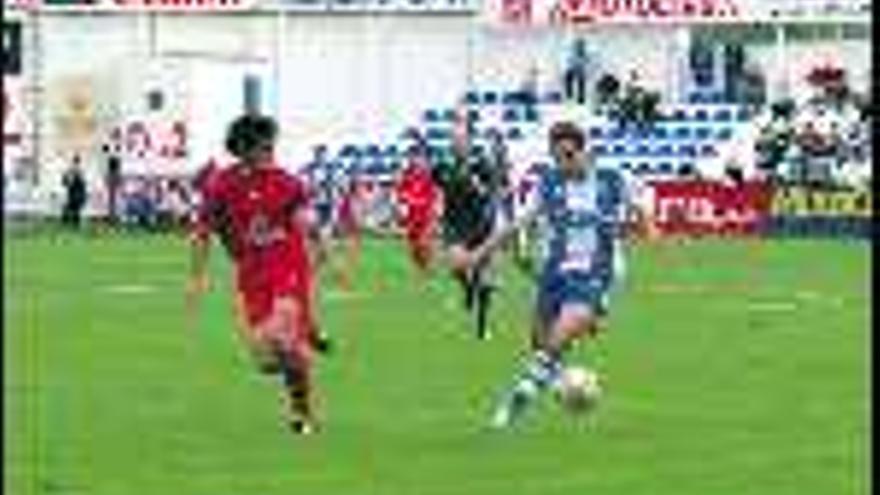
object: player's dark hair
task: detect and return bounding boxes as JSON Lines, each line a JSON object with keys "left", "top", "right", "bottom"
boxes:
{"left": 225, "top": 114, "right": 278, "bottom": 159}
{"left": 549, "top": 121, "right": 586, "bottom": 150}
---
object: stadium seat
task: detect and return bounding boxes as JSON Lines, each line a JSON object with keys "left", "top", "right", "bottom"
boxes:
{"left": 620, "top": 161, "right": 632, "bottom": 170}
{"left": 714, "top": 108, "right": 733, "bottom": 121}
{"left": 636, "top": 144, "right": 651, "bottom": 156}
{"left": 652, "top": 127, "right": 668, "bottom": 139}
{"left": 607, "top": 127, "right": 625, "bottom": 140}
{"left": 678, "top": 144, "right": 697, "bottom": 157}
{"left": 694, "top": 127, "right": 711, "bottom": 140}
{"left": 468, "top": 109, "right": 481, "bottom": 121}
{"left": 657, "top": 144, "right": 673, "bottom": 156}
{"left": 710, "top": 92, "right": 726, "bottom": 104}
{"left": 503, "top": 108, "right": 520, "bottom": 122}
{"left": 424, "top": 109, "right": 440, "bottom": 122}
{"left": 674, "top": 127, "right": 691, "bottom": 140}
{"left": 672, "top": 109, "right": 686, "bottom": 121}
{"left": 717, "top": 127, "right": 734, "bottom": 140}
{"left": 464, "top": 91, "right": 480, "bottom": 105}
{"left": 701, "top": 144, "right": 716, "bottom": 156}
{"left": 612, "top": 144, "right": 626, "bottom": 156}
{"left": 657, "top": 162, "right": 674, "bottom": 174}
{"left": 689, "top": 92, "right": 705, "bottom": 104}
{"left": 589, "top": 127, "right": 602, "bottom": 140}
{"left": 366, "top": 144, "right": 381, "bottom": 156}
{"left": 340, "top": 144, "right": 357, "bottom": 157}
{"left": 636, "top": 162, "right": 652, "bottom": 175}
{"left": 507, "top": 127, "right": 524, "bottom": 140}
{"left": 694, "top": 109, "right": 709, "bottom": 121}
{"left": 483, "top": 91, "right": 498, "bottom": 104}
{"left": 736, "top": 107, "right": 750, "bottom": 121}
{"left": 545, "top": 92, "right": 563, "bottom": 104}
{"left": 442, "top": 109, "right": 457, "bottom": 122}
{"left": 524, "top": 107, "right": 539, "bottom": 122}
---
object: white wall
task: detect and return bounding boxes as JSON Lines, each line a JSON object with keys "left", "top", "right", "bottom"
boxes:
{"left": 9, "top": 10, "right": 872, "bottom": 216}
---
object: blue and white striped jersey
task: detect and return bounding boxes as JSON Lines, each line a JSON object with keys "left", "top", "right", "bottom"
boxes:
{"left": 523, "top": 163, "right": 636, "bottom": 281}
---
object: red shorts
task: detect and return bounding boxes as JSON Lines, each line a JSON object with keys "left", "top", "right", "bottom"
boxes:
{"left": 235, "top": 261, "right": 314, "bottom": 339}
{"left": 405, "top": 213, "right": 433, "bottom": 242}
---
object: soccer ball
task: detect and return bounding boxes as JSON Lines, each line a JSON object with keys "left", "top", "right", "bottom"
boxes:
{"left": 556, "top": 366, "right": 602, "bottom": 413}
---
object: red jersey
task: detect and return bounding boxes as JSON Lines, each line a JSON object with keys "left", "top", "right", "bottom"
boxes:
{"left": 396, "top": 160, "right": 438, "bottom": 222}
{"left": 194, "top": 163, "right": 313, "bottom": 325}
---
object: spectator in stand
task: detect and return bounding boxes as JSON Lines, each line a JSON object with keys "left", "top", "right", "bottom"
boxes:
{"left": 563, "top": 38, "right": 590, "bottom": 105}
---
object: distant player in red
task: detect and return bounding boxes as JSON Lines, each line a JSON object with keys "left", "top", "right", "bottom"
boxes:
{"left": 396, "top": 145, "right": 439, "bottom": 280}
{"left": 334, "top": 174, "right": 364, "bottom": 289}
{"left": 186, "top": 114, "right": 324, "bottom": 434}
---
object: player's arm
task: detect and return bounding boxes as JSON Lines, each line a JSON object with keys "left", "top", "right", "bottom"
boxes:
{"left": 185, "top": 203, "right": 214, "bottom": 323}
{"left": 462, "top": 203, "right": 540, "bottom": 268}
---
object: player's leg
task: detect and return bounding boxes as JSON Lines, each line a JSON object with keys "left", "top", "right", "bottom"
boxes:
{"left": 267, "top": 296, "right": 318, "bottom": 433}
{"left": 490, "top": 275, "right": 604, "bottom": 428}
{"left": 471, "top": 252, "right": 497, "bottom": 340}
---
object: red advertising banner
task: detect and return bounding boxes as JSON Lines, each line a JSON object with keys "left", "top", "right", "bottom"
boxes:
{"left": 650, "top": 180, "right": 772, "bottom": 237}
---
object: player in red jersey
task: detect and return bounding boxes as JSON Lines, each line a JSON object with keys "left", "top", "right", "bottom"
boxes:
{"left": 396, "top": 145, "right": 440, "bottom": 281}
{"left": 186, "top": 114, "right": 324, "bottom": 434}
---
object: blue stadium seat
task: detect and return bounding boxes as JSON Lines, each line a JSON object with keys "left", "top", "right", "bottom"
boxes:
{"left": 653, "top": 127, "right": 668, "bottom": 139}
{"left": 366, "top": 145, "right": 381, "bottom": 156}
{"left": 701, "top": 144, "right": 716, "bottom": 156}
{"left": 694, "top": 127, "right": 711, "bottom": 140}
{"left": 635, "top": 144, "right": 651, "bottom": 156}
{"left": 672, "top": 109, "right": 686, "bottom": 121}
{"left": 657, "top": 162, "right": 674, "bottom": 174}
{"left": 694, "top": 109, "right": 709, "bottom": 121}
{"left": 657, "top": 144, "right": 673, "bottom": 156}
{"left": 592, "top": 144, "right": 608, "bottom": 156}
{"left": 620, "top": 161, "right": 632, "bottom": 170}
{"left": 503, "top": 108, "right": 520, "bottom": 122}
{"left": 524, "top": 108, "right": 539, "bottom": 122}
{"left": 689, "top": 92, "right": 705, "bottom": 104}
{"left": 385, "top": 145, "right": 399, "bottom": 157}
{"left": 507, "top": 127, "right": 524, "bottom": 140}
{"left": 678, "top": 144, "right": 697, "bottom": 157}
{"left": 589, "top": 127, "right": 602, "bottom": 140}
{"left": 636, "top": 162, "right": 652, "bottom": 175}
{"left": 426, "top": 128, "right": 448, "bottom": 141}
{"left": 607, "top": 127, "right": 625, "bottom": 140}
{"left": 442, "top": 109, "right": 457, "bottom": 122}
{"left": 545, "top": 92, "right": 563, "bottom": 104}
{"left": 736, "top": 107, "right": 750, "bottom": 121}
{"left": 341, "top": 144, "right": 357, "bottom": 156}
{"left": 424, "top": 109, "right": 440, "bottom": 122}
{"left": 464, "top": 91, "right": 480, "bottom": 105}
{"left": 714, "top": 108, "right": 732, "bottom": 121}
{"left": 674, "top": 127, "right": 691, "bottom": 140}
{"left": 612, "top": 144, "right": 626, "bottom": 156}
{"left": 710, "top": 92, "right": 726, "bottom": 104}
{"left": 717, "top": 127, "right": 734, "bottom": 140}
{"left": 483, "top": 91, "right": 498, "bottom": 104}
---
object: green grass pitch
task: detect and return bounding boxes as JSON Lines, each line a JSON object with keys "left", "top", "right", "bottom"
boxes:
{"left": 4, "top": 231, "right": 870, "bottom": 494}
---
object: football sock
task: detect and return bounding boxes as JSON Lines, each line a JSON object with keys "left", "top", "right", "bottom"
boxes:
{"left": 474, "top": 284, "right": 493, "bottom": 340}
{"left": 456, "top": 272, "right": 475, "bottom": 310}
{"left": 276, "top": 350, "right": 312, "bottom": 422}
{"left": 493, "top": 350, "right": 563, "bottom": 426}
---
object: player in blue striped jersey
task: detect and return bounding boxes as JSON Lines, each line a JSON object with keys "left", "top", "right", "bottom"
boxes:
{"left": 452, "top": 121, "right": 654, "bottom": 428}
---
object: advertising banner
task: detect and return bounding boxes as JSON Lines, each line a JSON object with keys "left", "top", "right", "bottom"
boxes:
{"left": 648, "top": 180, "right": 872, "bottom": 239}
{"left": 650, "top": 179, "right": 772, "bottom": 237}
